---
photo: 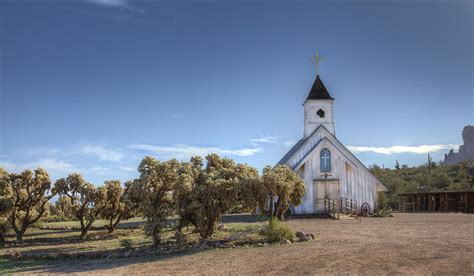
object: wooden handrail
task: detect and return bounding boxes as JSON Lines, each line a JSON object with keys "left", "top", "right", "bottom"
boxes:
{"left": 323, "top": 197, "right": 359, "bottom": 219}
{"left": 339, "top": 197, "right": 359, "bottom": 219}
{"left": 324, "top": 198, "right": 340, "bottom": 219}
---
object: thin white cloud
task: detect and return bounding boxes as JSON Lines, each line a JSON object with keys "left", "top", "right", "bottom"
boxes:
{"left": 78, "top": 145, "right": 124, "bottom": 162}
{"left": 250, "top": 136, "right": 277, "bottom": 145}
{"left": 347, "top": 144, "right": 459, "bottom": 155}
{"left": 128, "top": 144, "right": 262, "bottom": 158}
{"left": 284, "top": 139, "right": 297, "bottom": 147}
{"left": 170, "top": 114, "right": 185, "bottom": 119}
{"left": 8, "top": 144, "right": 124, "bottom": 162}
{"left": 120, "top": 166, "right": 136, "bottom": 172}
{"left": 89, "top": 166, "right": 113, "bottom": 175}
{"left": 88, "top": 0, "right": 128, "bottom": 7}
{"left": 0, "top": 159, "right": 75, "bottom": 173}
{"left": 88, "top": 0, "right": 144, "bottom": 13}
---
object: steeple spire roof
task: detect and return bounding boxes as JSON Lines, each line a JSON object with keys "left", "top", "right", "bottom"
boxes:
{"left": 306, "top": 75, "right": 334, "bottom": 100}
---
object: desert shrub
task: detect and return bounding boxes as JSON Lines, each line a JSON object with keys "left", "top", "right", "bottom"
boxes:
{"left": 0, "top": 219, "right": 10, "bottom": 247}
{"left": 39, "top": 215, "right": 69, "bottom": 223}
{"left": 373, "top": 207, "right": 393, "bottom": 217}
{"left": 120, "top": 238, "right": 133, "bottom": 249}
{"left": 228, "top": 204, "right": 244, "bottom": 214}
{"left": 377, "top": 192, "right": 390, "bottom": 210}
{"left": 260, "top": 220, "right": 295, "bottom": 242}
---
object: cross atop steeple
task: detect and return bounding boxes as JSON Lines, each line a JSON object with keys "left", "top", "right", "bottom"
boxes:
{"left": 310, "top": 50, "right": 326, "bottom": 76}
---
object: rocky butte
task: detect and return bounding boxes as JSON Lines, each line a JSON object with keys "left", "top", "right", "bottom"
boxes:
{"left": 444, "top": 125, "right": 474, "bottom": 165}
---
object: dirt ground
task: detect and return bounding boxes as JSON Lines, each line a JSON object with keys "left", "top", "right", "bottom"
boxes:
{"left": 15, "top": 213, "right": 474, "bottom": 275}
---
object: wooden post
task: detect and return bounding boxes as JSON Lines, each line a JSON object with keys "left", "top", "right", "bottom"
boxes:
{"left": 337, "top": 199, "right": 340, "bottom": 220}
{"left": 445, "top": 193, "right": 449, "bottom": 211}
{"left": 416, "top": 194, "right": 419, "bottom": 212}
{"left": 428, "top": 194, "right": 431, "bottom": 211}
{"left": 465, "top": 192, "right": 468, "bottom": 212}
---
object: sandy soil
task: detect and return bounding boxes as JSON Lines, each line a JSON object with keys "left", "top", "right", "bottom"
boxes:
{"left": 17, "top": 213, "right": 474, "bottom": 275}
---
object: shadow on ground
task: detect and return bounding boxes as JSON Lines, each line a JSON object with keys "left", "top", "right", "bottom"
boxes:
{"left": 2, "top": 214, "right": 267, "bottom": 274}
{"left": 4, "top": 249, "right": 214, "bottom": 274}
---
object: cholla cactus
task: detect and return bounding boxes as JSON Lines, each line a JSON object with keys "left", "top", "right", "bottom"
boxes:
{"left": 135, "top": 156, "right": 179, "bottom": 246}
{"left": 6, "top": 168, "right": 54, "bottom": 243}
{"left": 54, "top": 173, "right": 104, "bottom": 240}
{"left": 99, "top": 180, "right": 134, "bottom": 233}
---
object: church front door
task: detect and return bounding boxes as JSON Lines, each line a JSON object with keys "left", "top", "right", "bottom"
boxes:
{"left": 313, "top": 179, "right": 339, "bottom": 212}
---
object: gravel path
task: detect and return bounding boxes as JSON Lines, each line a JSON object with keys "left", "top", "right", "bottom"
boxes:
{"left": 19, "top": 213, "right": 474, "bottom": 275}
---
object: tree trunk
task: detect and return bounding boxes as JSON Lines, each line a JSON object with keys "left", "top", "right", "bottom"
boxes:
{"left": 269, "top": 196, "right": 274, "bottom": 223}
{"left": 277, "top": 209, "right": 284, "bottom": 221}
{"left": 273, "top": 198, "right": 281, "bottom": 218}
{"left": 0, "top": 233, "right": 5, "bottom": 248}
{"left": 151, "top": 223, "right": 164, "bottom": 247}
{"left": 16, "top": 230, "right": 25, "bottom": 244}
{"left": 80, "top": 228, "right": 88, "bottom": 240}
{"left": 107, "top": 220, "right": 114, "bottom": 233}
{"left": 108, "top": 216, "right": 122, "bottom": 233}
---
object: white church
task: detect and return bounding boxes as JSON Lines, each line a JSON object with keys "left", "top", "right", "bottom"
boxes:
{"left": 278, "top": 73, "right": 387, "bottom": 215}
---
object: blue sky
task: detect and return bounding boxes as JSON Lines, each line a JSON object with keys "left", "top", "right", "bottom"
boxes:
{"left": 1, "top": 0, "right": 472, "bottom": 184}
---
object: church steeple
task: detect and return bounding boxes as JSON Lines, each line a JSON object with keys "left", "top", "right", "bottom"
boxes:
{"left": 306, "top": 75, "right": 334, "bottom": 101}
{"left": 303, "top": 74, "right": 336, "bottom": 138}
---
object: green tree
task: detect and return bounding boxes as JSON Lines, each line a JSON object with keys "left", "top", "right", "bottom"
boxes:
{"left": 54, "top": 173, "right": 105, "bottom": 240}
{"left": 7, "top": 168, "right": 54, "bottom": 243}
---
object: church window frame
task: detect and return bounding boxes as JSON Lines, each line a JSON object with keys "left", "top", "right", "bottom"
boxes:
{"left": 316, "top": 109, "right": 325, "bottom": 118}
{"left": 320, "top": 148, "right": 331, "bottom": 173}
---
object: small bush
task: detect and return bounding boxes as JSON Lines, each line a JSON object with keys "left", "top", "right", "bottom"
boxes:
{"left": 39, "top": 215, "right": 70, "bottom": 223}
{"left": 228, "top": 204, "right": 244, "bottom": 214}
{"left": 377, "top": 192, "right": 390, "bottom": 210}
{"left": 260, "top": 220, "right": 295, "bottom": 242}
{"left": 373, "top": 208, "right": 392, "bottom": 217}
{"left": 120, "top": 238, "right": 134, "bottom": 249}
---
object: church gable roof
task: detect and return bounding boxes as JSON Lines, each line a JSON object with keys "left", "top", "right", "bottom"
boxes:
{"left": 306, "top": 75, "right": 334, "bottom": 100}
{"left": 277, "top": 124, "right": 387, "bottom": 191}
{"left": 277, "top": 124, "right": 327, "bottom": 165}
{"left": 277, "top": 139, "right": 306, "bottom": 165}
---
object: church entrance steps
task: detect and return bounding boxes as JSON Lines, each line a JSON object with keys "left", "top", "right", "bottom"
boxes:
{"left": 323, "top": 197, "right": 359, "bottom": 220}
{"left": 338, "top": 214, "right": 358, "bottom": 220}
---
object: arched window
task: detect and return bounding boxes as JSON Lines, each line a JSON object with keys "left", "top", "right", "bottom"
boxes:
{"left": 316, "top": 109, "right": 325, "bottom": 118}
{"left": 320, "top": 148, "right": 331, "bottom": 172}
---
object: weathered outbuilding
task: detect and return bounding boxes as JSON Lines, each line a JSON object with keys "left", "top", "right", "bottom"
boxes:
{"left": 398, "top": 190, "right": 474, "bottom": 213}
